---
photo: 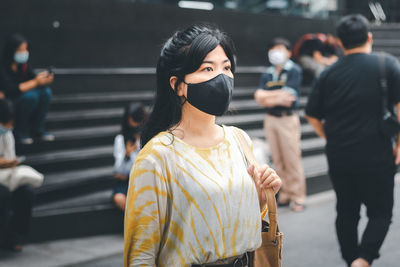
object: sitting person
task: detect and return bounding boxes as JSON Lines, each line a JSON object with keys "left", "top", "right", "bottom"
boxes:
{"left": 297, "top": 33, "right": 338, "bottom": 79}
{"left": 0, "top": 34, "right": 54, "bottom": 145}
{"left": 112, "top": 103, "right": 147, "bottom": 211}
{"left": 323, "top": 33, "right": 344, "bottom": 59}
{"left": 0, "top": 99, "right": 43, "bottom": 252}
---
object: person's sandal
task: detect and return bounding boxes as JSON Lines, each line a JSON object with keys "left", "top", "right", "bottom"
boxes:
{"left": 290, "top": 201, "right": 305, "bottom": 212}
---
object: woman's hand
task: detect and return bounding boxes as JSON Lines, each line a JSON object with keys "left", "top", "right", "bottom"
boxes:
{"left": 0, "top": 157, "right": 18, "bottom": 169}
{"left": 35, "top": 71, "right": 54, "bottom": 86}
{"left": 248, "top": 164, "right": 282, "bottom": 210}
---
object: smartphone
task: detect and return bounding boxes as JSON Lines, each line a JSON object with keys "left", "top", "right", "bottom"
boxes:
{"left": 47, "top": 66, "right": 55, "bottom": 75}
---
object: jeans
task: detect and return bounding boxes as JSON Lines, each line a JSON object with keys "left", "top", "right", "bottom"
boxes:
{"left": 14, "top": 87, "right": 52, "bottom": 138}
{"left": 0, "top": 185, "right": 35, "bottom": 243}
{"left": 329, "top": 166, "right": 395, "bottom": 265}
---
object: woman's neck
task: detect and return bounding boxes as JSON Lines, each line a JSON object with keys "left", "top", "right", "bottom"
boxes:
{"left": 178, "top": 104, "right": 217, "bottom": 135}
{"left": 171, "top": 104, "right": 223, "bottom": 147}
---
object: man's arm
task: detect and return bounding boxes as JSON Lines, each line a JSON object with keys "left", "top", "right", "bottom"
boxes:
{"left": 305, "top": 115, "right": 326, "bottom": 139}
{"left": 393, "top": 102, "right": 400, "bottom": 164}
{"left": 254, "top": 89, "right": 295, "bottom": 108}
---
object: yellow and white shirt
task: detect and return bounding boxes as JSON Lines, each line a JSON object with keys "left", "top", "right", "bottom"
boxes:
{"left": 124, "top": 126, "right": 262, "bottom": 267}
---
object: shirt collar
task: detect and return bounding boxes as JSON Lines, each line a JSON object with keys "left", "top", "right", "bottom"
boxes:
{"left": 267, "top": 59, "right": 294, "bottom": 74}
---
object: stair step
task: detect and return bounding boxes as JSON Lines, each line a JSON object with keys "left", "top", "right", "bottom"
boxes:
{"left": 19, "top": 119, "right": 318, "bottom": 158}
{"left": 30, "top": 189, "right": 122, "bottom": 243}
{"left": 50, "top": 72, "right": 261, "bottom": 94}
{"left": 25, "top": 145, "right": 113, "bottom": 173}
{"left": 216, "top": 110, "right": 308, "bottom": 129}
{"left": 246, "top": 129, "right": 325, "bottom": 156}
{"left": 28, "top": 152, "right": 330, "bottom": 243}
{"left": 46, "top": 102, "right": 308, "bottom": 130}
{"left": 35, "top": 166, "right": 114, "bottom": 204}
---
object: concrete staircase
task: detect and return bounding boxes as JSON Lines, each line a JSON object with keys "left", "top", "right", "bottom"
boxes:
{"left": 22, "top": 69, "right": 328, "bottom": 243}
{"left": 23, "top": 24, "right": 400, "bottom": 243}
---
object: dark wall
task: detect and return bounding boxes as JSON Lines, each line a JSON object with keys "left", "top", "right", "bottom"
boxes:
{"left": 0, "top": 0, "right": 335, "bottom": 68}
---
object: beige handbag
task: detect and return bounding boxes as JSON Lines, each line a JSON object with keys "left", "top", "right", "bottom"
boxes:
{"left": 233, "top": 128, "right": 283, "bottom": 267}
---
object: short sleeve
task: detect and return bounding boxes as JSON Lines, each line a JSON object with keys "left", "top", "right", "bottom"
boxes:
{"left": 387, "top": 55, "right": 400, "bottom": 104}
{"left": 0, "top": 68, "right": 21, "bottom": 99}
{"left": 305, "top": 75, "right": 325, "bottom": 120}
{"left": 113, "top": 134, "right": 126, "bottom": 173}
{"left": 285, "top": 65, "right": 302, "bottom": 94}
{"left": 258, "top": 73, "right": 270, "bottom": 89}
{"left": 124, "top": 151, "right": 169, "bottom": 267}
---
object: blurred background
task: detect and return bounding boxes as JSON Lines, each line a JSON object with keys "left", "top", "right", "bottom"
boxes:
{"left": 0, "top": 0, "right": 399, "bottom": 266}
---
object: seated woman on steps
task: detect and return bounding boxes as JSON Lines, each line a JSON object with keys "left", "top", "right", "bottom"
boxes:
{"left": 112, "top": 103, "right": 147, "bottom": 211}
{"left": 0, "top": 34, "right": 54, "bottom": 145}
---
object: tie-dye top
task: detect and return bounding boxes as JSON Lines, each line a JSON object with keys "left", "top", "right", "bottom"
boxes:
{"left": 124, "top": 125, "right": 262, "bottom": 267}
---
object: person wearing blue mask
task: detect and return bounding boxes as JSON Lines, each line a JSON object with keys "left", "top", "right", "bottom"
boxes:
{"left": 254, "top": 38, "right": 306, "bottom": 212}
{"left": 0, "top": 34, "right": 54, "bottom": 145}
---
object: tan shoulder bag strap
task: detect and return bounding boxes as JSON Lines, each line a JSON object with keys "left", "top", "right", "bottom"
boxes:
{"left": 232, "top": 127, "right": 279, "bottom": 242}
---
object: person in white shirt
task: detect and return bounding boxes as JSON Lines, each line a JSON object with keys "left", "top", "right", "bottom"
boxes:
{"left": 112, "top": 103, "right": 147, "bottom": 211}
{"left": 0, "top": 99, "right": 42, "bottom": 252}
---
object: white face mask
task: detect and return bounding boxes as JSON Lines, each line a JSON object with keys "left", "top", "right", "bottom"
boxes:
{"left": 14, "top": 51, "right": 29, "bottom": 64}
{"left": 268, "top": 49, "right": 287, "bottom": 66}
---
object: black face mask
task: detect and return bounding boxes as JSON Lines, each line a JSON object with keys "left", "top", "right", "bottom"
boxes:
{"left": 184, "top": 73, "right": 234, "bottom": 116}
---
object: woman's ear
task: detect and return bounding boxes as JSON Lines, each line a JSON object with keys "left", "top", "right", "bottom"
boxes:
{"left": 169, "top": 76, "right": 185, "bottom": 97}
{"left": 169, "top": 76, "right": 178, "bottom": 91}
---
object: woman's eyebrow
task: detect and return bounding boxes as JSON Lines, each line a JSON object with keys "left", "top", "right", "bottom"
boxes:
{"left": 202, "top": 59, "right": 230, "bottom": 64}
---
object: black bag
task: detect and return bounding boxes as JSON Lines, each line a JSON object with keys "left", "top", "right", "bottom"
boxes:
{"left": 379, "top": 53, "right": 400, "bottom": 139}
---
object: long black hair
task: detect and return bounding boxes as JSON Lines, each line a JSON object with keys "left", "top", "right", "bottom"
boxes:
{"left": 141, "top": 24, "right": 236, "bottom": 147}
{"left": 0, "top": 99, "right": 14, "bottom": 124}
{"left": 2, "top": 34, "right": 28, "bottom": 69}
{"left": 121, "top": 102, "right": 148, "bottom": 136}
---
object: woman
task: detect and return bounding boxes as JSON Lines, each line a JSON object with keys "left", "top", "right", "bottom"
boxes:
{"left": 112, "top": 103, "right": 147, "bottom": 211}
{"left": 124, "top": 25, "right": 282, "bottom": 267}
{"left": 0, "top": 34, "right": 54, "bottom": 145}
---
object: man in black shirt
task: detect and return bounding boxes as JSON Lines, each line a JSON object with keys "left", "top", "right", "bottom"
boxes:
{"left": 306, "top": 15, "right": 400, "bottom": 267}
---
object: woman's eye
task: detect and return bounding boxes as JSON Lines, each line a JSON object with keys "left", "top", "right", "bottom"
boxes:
{"left": 225, "top": 66, "right": 231, "bottom": 71}
{"left": 204, "top": 67, "right": 213, "bottom": 72}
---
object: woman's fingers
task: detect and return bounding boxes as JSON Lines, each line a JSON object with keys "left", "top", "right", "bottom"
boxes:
{"left": 258, "top": 165, "right": 282, "bottom": 193}
{"left": 258, "top": 167, "right": 274, "bottom": 186}
{"left": 247, "top": 164, "right": 256, "bottom": 176}
{"left": 248, "top": 164, "right": 282, "bottom": 194}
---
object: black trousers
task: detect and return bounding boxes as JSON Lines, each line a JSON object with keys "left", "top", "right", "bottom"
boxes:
{"left": 329, "top": 166, "right": 395, "bottom": 265}
{"left": 0, "top": 185, "right": 35, "bottom": 243}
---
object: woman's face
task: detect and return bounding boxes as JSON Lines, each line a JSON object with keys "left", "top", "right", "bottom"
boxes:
{"left": 173, "top": 45, "right": 233, "bottom": 98}
{"left": 128, "top": 117, "right": 140, "bottom": 127}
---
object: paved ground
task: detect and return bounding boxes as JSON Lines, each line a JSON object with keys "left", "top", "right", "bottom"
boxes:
{"left": 1, "top": 178, "right": 399, "bottom": 267}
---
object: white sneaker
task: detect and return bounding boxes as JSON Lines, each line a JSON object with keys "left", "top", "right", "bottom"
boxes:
{"left": 20, "top": 137, "right": 34, "bottom": 145}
